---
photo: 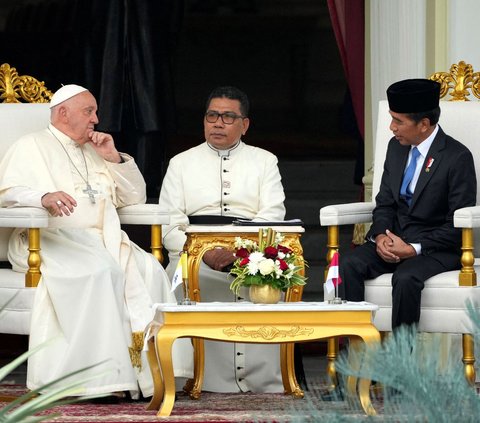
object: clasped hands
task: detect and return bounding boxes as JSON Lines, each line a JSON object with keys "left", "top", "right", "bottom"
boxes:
{"left": 375, "top": 229, "right": 416, "bottom": 263}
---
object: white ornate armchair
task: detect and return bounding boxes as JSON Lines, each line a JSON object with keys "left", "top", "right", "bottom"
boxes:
{"left": 0, "top": 63, "right": 169, "bottom": 335}
{"left": 320, "top": 61, "right": 480, "bottom": 385}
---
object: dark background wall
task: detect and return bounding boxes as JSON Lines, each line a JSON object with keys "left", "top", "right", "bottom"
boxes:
{"left": 0, "top": 0, "right": 360, "bottom": 197}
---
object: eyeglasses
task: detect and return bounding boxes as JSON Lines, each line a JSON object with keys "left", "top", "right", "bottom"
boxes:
{"left": 205, "top": 111, "right": 245, "bottom": 125}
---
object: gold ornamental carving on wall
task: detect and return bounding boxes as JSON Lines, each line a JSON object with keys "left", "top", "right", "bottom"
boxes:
{"left": 430, "top": 61, "right": 480, "bottom": 101}
{"left": 223, "top": 325, "right": 314, "bottom": 340}
{"left": 0, "top": 63, "right": 52, "bottom": 103}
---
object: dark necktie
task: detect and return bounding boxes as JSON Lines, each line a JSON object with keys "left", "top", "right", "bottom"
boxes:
{"left": 400, "top": 147, "right": 420, "bottom": 205}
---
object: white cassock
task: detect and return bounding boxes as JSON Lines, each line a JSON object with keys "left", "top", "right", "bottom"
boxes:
{"left": 0, "top": 124, "right": 193, "bottom": 398}
{"left": 159, "top": 140, "right": 286, "bottom": 393}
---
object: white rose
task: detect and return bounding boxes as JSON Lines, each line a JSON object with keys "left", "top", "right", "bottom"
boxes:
{"left": 249, "top": 252, "right": 265, "bottom": 263}
{"left": 258, "top": 259, "right": 275, "bottom": 276}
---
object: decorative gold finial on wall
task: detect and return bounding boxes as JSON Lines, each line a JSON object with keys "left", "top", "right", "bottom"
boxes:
{"left": 0, "top": 63, "right": 52, "bottom": 103}
{"left": 430, "top": 61, "right": 480, "bottom": 101}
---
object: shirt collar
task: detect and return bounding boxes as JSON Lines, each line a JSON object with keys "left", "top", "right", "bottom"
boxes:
{"left": 206, "top": 140, "right": 241, "bottom": 157}
{"left": 414, "top": 124, "right": 439, "bottom": 157}
{"left": 48, "top": 123, "right": 79, "bottom": 148}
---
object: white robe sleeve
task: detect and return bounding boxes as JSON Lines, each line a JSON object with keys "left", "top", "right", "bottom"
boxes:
{"left": 0, "top": 186, "right": 45, "bottom": 208}
{"left": 252, "top": 154, "right": 286, "bottom": 221}
{"left": 158, "top": 158, "right": 188, "bottom": 257}
{"left": 105, "top": 154, "right": 147, "bottom": 207}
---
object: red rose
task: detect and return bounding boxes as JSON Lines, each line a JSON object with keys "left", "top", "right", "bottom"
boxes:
{"left": 277, "top": 245, "right": 292, "bottom": 255}
{"left": 264, "top": 246, "right": 278, "bottom": 259}
{"left": 278, "top": 259, "right": 288, "bottom": 271}
{"left": 240, "top": 258, "right": 250, "bottom": 266}
{"left": 236, "top": 248, "right": 250, "bottom": 258}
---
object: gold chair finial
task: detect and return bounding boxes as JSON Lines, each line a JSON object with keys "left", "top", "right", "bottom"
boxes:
{"left": 429, "top": 61, "right": 480, "bottom": 101}
{"left": 0, "top": 63, "right": 52, "bottom": 103}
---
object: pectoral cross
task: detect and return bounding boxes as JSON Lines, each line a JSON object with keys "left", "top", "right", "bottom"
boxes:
{"left": 83, "top": 184, "right": 98, "bottom": 204}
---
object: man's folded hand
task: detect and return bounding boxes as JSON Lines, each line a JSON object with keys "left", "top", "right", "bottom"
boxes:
{"left": 203, "top": 248, "right": 237, "bottom": 271}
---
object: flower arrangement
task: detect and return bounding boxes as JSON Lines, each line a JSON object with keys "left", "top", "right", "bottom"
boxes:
{"left": 229, "top": 228, "right": 306, "bottom": 296}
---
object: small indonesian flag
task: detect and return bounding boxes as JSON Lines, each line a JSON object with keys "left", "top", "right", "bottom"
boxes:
{"left": 171, "top": 253, "right": 186, "bottom": 292}
{"left": 325, "top": 251, "right": 342, "bottom": 294}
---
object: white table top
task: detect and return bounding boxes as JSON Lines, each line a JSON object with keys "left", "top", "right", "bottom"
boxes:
{"left": 152, "top": 301, "right": 378, "bottom": 313}
{"left": 182, "top": 224, "right": 305, "bottom": 234}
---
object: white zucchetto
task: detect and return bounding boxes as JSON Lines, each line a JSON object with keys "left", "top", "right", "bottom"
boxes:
{"left": 49, "top": 84, "right": 88, "bottom": 108}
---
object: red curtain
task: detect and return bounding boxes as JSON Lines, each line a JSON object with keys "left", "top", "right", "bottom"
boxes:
{"left": 327, "top": 0, "right": 365, "bottom": 139}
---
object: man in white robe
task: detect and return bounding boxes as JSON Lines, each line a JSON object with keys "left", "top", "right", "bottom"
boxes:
{"left": 0, "top": 85, "right": 192, "bottom": 399}
{"left": 159, "top": 86, "right": 286, "bottom": 393}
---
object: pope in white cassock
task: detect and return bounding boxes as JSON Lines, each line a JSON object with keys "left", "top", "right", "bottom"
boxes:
{"left": 0, "top": 85, "right": 192, "bottom": 399}
{"left": 159, "top": 86, "right": 286, "bottom": 393}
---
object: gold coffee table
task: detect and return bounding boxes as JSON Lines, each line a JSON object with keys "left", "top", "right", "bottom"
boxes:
{"left": 146, "top": 301, "right": 380, "bottom": 417}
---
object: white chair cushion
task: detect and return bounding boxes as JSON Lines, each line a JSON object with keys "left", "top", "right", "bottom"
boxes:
{"left": 0, "top": 228, "right": 13, "bottom": 261}
{"left": 365, "top": 269, "right": 480, "bottom": 333}
{"left": 0, "top": 269, "right": 35, "bottom": 335}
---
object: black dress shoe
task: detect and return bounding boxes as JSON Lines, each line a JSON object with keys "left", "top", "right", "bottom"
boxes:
{"left": 88, "top": 391, "right": 126, "bottom": 404}
{"left": 88, "top": 395, "right": 122, "bottom": 404}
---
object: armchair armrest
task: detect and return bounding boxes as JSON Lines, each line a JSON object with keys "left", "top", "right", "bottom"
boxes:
{"left": 0, "top": 207, "right": 48, "bottom": 287}
{"left": 0, "top": 206, "right": 48, "bottom": 228}
{"left": 117, "top": 204, "right": 170, "bottom": 265}
{"left": 320, "top": 202, "right": 375, "bottom": 281}
{"left": 320, "top": 202, "right": 375, "bottom": 226}
{"left": 117, "top": 204, "right": 170, "bottom": 225}
{"left": 453, "top": 206, "right": 480, "bottom": 287}
{"left": 454, "top": 206, "right": 480, "bottom": 228}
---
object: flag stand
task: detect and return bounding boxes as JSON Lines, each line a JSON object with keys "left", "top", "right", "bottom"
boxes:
{"left": 178, "top": 275, "right": 195, "bottom": 305}
{"left": 328, "top": 282, "right": 345, "bottom": 304}
{"left": 325, "top": 251, "right": 346, "bottom": 304}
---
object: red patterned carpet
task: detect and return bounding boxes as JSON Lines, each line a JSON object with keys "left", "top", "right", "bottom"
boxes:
{"left": 0, "top": 378, "right": 379, "bottom": 422}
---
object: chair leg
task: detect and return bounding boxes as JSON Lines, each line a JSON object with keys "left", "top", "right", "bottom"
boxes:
{"left": 26, "top": 227, "right": 41, "bottom": 287}
{"left": 462, "top": 333, "right": 476, "bottom": 385}
{"left": 325, "top": 226, "right": 340, "bottom": 389}
{"left": 326, "top": 337, "right": 339, "bottom": 389}
{"left": 150, "top": 224, "right": 164, "bottom": 264}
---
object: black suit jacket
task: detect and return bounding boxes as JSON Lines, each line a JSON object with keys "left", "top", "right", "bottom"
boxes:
{"left": 367, "top": 126, "right": 477, "bottom": 258}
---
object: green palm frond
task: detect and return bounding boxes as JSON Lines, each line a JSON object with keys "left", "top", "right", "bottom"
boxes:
{"left": 334, "top": 324, "right": 480, "bottom": 422}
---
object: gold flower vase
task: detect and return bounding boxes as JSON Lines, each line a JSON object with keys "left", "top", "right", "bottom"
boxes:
{"left": 249, "top": 285, "right": 281, "bottom": 304}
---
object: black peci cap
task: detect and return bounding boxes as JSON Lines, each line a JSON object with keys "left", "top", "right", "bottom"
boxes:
{"left": 387, "top": 79, "right": 440, "bottom": 113}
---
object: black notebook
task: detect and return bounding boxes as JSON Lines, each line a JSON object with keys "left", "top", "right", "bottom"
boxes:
{"left": 232, "top": 218, "right": 304, "bottom": 226}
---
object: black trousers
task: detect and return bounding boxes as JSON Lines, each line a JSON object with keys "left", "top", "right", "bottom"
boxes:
{"left": 340, "top": 241, "right": 460, "bottom": 328}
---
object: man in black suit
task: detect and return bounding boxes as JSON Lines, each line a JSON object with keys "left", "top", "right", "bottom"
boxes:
{"left": 341, "top": 79, "right": 477, "bottom": 328}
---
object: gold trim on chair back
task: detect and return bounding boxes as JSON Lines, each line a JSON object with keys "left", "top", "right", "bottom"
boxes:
{"left": 0, "top": 63, "right": 52, "bottom": 103}
{"left": 0, "top": 63, "right": 52, "bottom": 287}
{"left": 429, "top": 61, "right": 480, "bottom": 101}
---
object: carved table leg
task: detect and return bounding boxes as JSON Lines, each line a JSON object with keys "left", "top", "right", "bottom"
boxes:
{"left": 155, "top": 335, "right": 176, "bottom": 416}
{"left": 145, "top": 336, "right": 164, "bottom": 411}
